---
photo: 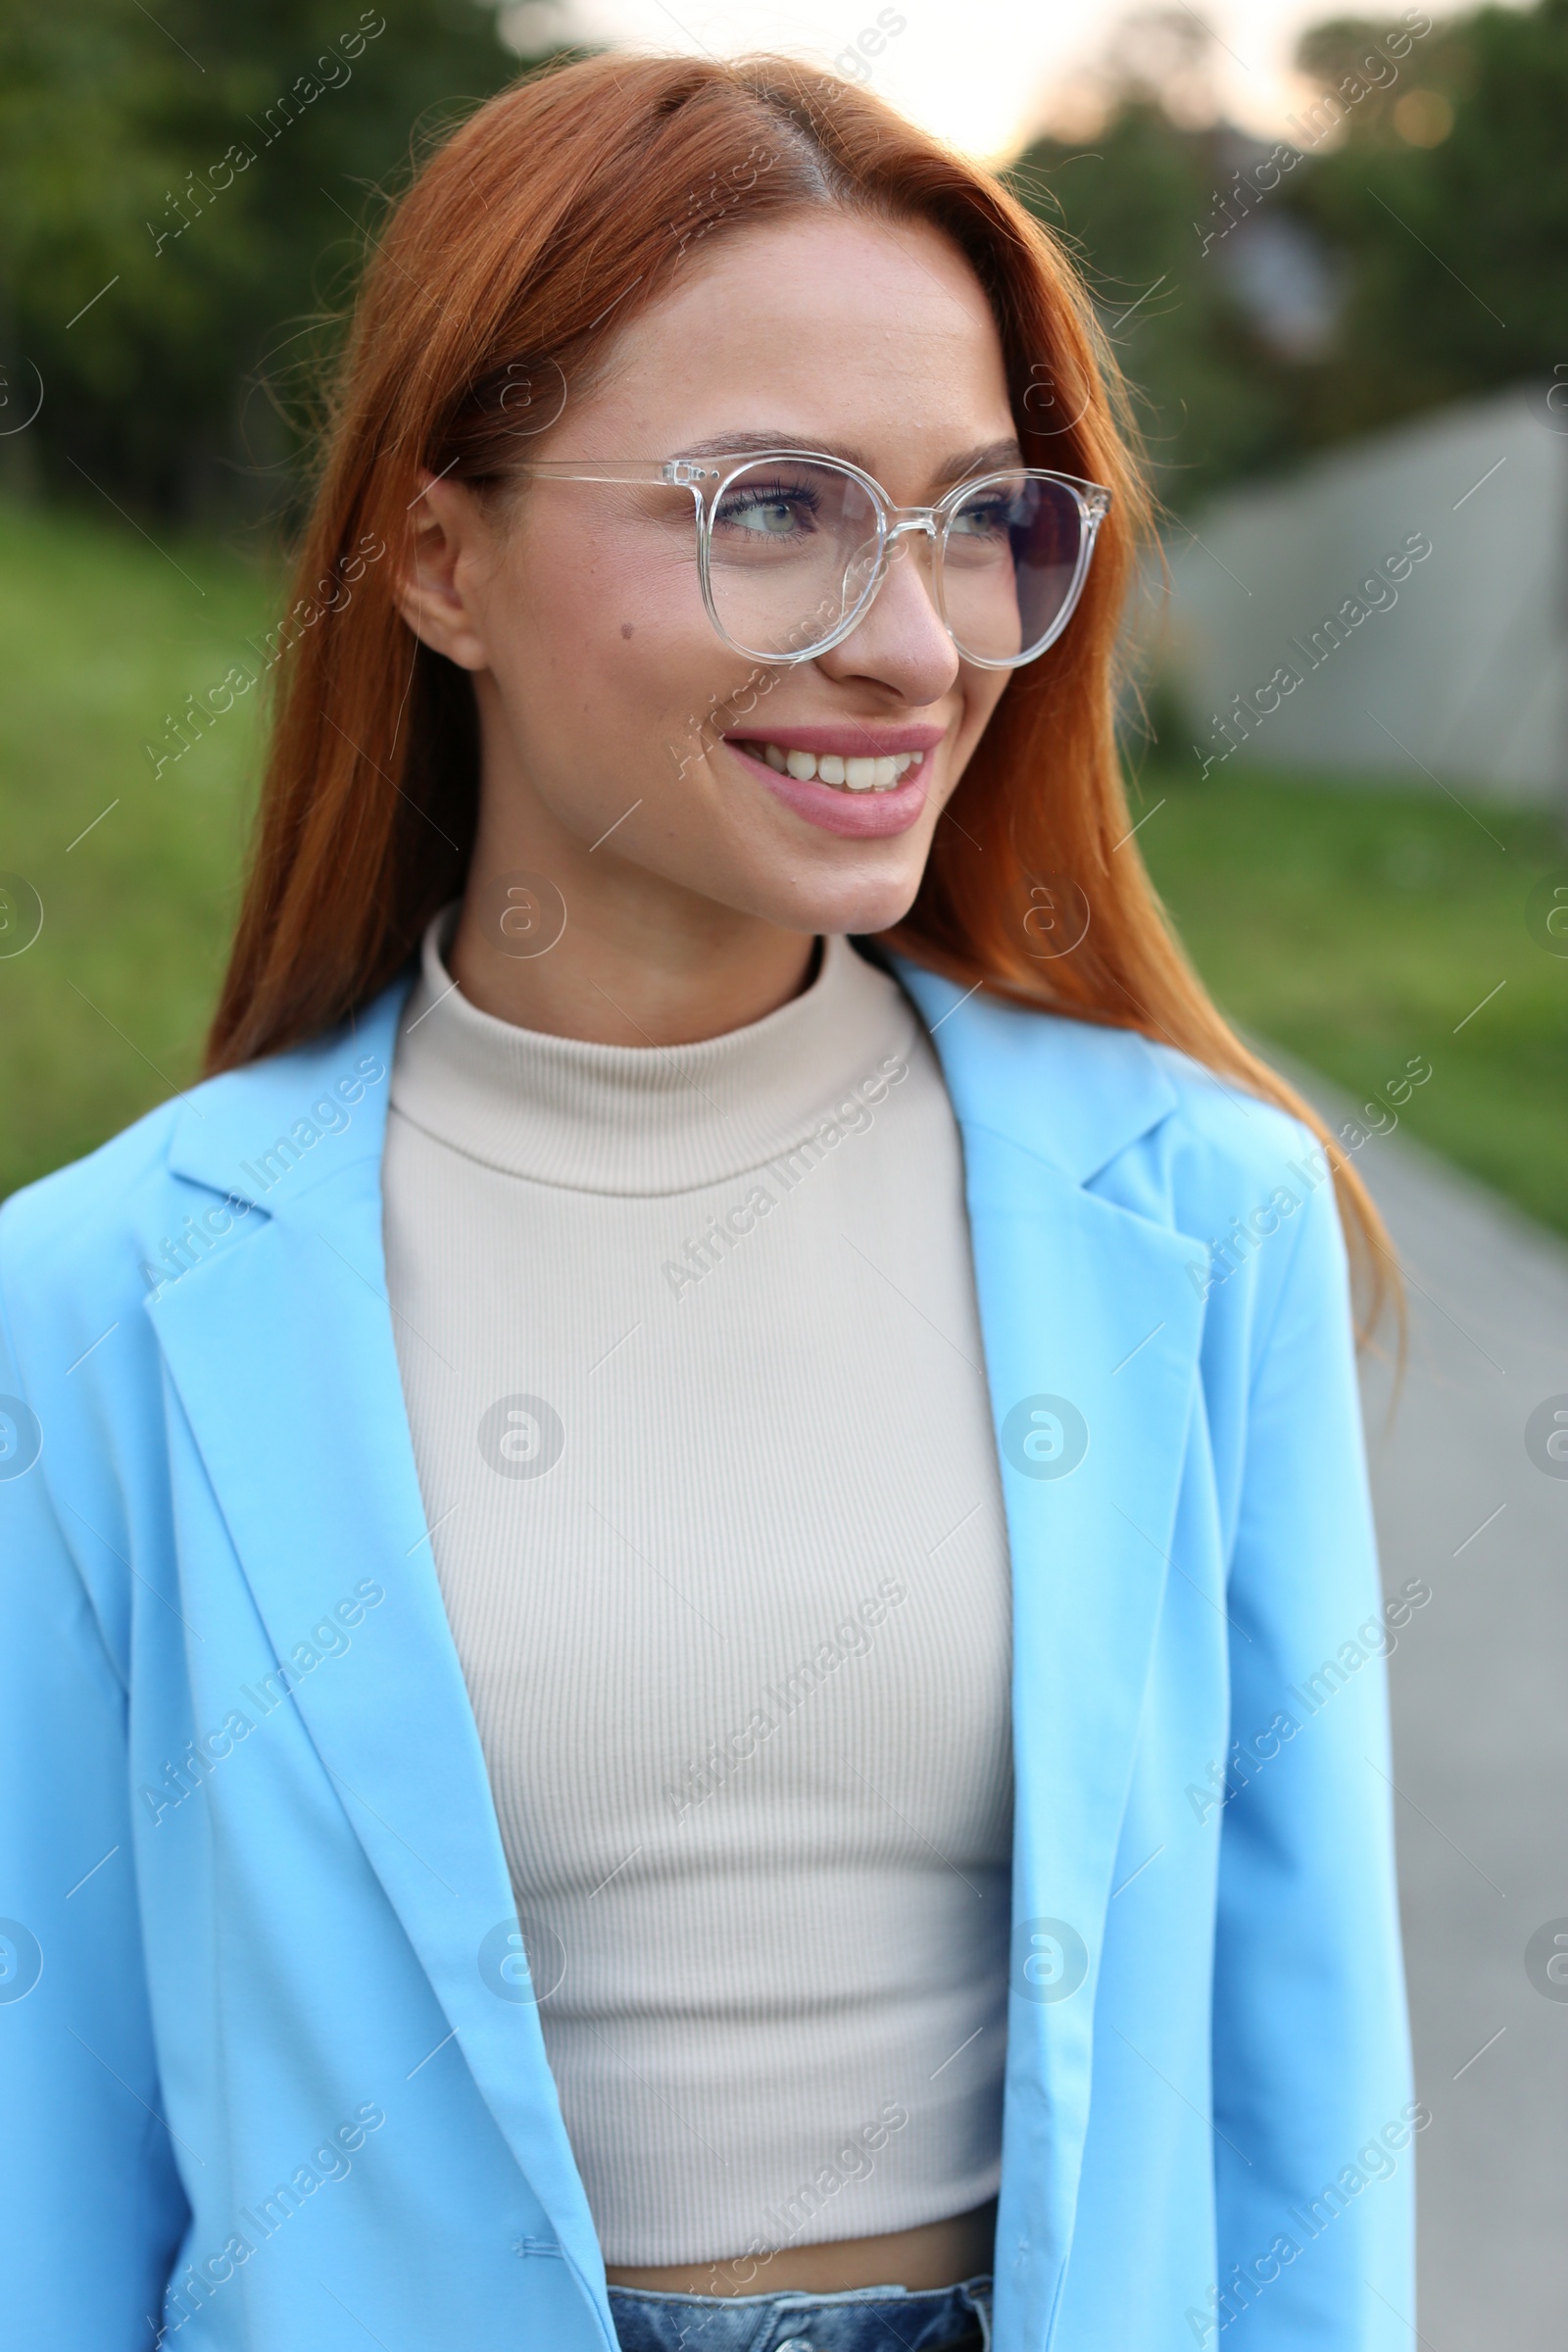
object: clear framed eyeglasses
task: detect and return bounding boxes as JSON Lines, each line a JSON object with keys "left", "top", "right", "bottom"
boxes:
{"left": 515, "top": 449, "right": 1112, "bottom": 669}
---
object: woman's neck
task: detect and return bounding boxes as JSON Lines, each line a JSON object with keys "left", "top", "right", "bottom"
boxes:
{"left": 448, "top": 876, "right": 818, "bottom": 1049}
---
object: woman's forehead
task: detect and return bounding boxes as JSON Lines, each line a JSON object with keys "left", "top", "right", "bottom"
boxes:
{"left": 577, "top": 211, "right": 1013, "bottom": 454}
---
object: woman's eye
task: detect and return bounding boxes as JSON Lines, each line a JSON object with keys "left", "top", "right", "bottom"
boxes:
{"left": 713, "top": 475, "right": 821, "bottom": 537}
{"left": 722, "top": 495, "right": 806, "bottom": 534}
{"left": 951, "top": 499, "right": 1012, "bottom": 538}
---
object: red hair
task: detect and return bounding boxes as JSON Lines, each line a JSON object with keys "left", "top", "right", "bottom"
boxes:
{"left": 206, "top": 50, "right": 1392, "bottom": 1333}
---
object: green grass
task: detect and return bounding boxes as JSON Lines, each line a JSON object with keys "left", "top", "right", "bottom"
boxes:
{"left": 0, "top": 496, "right": 277, "bottom": 1199}
{"left": 3, "top": 492, "right": 1566, "bottom": 1238}
{"left": 1136, "top": 762, "right": 1568, "bottom": 1236}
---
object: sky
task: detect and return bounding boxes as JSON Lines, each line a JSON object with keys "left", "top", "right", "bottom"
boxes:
{"left": 500, "top": 0, "right": 1413, "bottom": 161}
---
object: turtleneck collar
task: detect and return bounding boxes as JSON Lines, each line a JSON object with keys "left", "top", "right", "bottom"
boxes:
{"left": 388, "top": 906, "right": 920, "bottom": 1198}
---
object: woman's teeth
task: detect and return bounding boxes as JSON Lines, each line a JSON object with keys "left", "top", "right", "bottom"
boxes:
{"left": 753, "top": 743, "right": 924, "bottom": 792}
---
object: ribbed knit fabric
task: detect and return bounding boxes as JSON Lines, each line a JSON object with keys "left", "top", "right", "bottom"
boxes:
{"left": 381, "top": 908, "right": 1013, "bottom": 2266}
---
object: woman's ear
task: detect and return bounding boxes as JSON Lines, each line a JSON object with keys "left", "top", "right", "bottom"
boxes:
{"left": 394, "top": 475, "right": 495, "bottom": 671}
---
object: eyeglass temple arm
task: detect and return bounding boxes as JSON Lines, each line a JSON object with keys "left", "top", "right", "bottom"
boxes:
{"left": 514, "top": 460, "right": 720, "bottom": 485}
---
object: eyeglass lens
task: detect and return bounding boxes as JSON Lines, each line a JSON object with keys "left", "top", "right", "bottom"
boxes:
{"left": 704, "top": 458, "right": 1089, "bottom": 665}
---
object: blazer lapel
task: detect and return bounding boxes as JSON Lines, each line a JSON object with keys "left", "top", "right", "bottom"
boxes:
{"left": 148, "top": 983, "right": 614, "bottom": 2341}
{"left": 896, "top": 962, "right": 1206, "bottom": 2347}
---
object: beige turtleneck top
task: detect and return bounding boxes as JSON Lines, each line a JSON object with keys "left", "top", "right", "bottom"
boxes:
{"left": 381, "top": 909, "right": 1013, "bottom": 2267}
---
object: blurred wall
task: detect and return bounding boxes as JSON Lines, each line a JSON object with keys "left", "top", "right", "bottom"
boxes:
{"left": 1153, "top": 382, "right": 1568, "bottom": 802}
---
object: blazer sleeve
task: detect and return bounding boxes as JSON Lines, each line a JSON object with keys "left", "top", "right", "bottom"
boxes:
{"left": 0, "top": 1272, "right": 188, "bottom": 2348}
{"left": 1209, "top": 1164, "right": 1418, "bottom": 2346}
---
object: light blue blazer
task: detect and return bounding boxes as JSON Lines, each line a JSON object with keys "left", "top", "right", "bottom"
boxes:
{"left": 0, "top": 958, "right": 1414, "bottom": 2351}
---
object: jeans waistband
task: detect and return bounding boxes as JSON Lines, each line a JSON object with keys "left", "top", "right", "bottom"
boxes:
{"left": 607, "top": 2271, "right": 994, "bottom": 2352}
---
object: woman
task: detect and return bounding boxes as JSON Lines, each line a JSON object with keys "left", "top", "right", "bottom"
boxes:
{"left": 0, "top": 52, "right": 1414, "bottom": 2352}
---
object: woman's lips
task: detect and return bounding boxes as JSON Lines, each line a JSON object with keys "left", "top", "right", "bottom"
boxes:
{"left": 723, "top": 737, "right": 933, "bottom": 838}
{"left": 728, "top": 722, "right": 947, "bottom": 757}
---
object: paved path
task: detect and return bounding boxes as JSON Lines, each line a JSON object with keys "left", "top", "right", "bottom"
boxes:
{"left": 1283, "top": 1065, "right": 1568, "bottom": 2347}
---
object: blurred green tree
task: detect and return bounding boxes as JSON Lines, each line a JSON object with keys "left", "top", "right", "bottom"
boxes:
{"left": 0, "top": 0, "right": 545, "bottom": 518}
{"left": 1007, "top": 97, "right": 1304, "bottom": 512}
{"left": 1295, "top": 1, "right": 1568, "bottom": 442}
{"left": 1004, "top": 9, "right": 1322, "bottom": 513}
{"left": 1005, "top": 0, "right": 1568, "bottom": 509}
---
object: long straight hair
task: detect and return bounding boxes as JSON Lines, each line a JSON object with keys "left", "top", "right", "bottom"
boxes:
{"left": 205, "top": 49, "right": 1394, "bottom": 1335}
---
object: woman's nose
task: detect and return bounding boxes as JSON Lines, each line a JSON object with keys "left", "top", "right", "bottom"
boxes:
{"left": 815, "top": 524, "right": 959, "bottom": 702}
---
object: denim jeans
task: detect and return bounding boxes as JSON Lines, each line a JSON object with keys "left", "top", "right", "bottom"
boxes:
{"left": 607, "top": 2273, "right": 993, "bottom": 2352}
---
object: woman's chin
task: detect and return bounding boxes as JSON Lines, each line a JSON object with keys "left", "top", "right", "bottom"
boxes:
{"left": 763, "top": 872, "right": 924, "bottom": 943}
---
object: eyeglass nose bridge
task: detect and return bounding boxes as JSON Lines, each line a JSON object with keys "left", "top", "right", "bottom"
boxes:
{"left": 838, "top": 507, "right": 948, "bottom": 645}
{"left": 879, "top": 510, "right": 943, "bottom": 578}
{"left": 848, "top": 509, "right": 939, "bottom": 592}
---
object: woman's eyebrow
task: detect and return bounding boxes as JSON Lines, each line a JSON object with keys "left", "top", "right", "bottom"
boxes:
{"left": 671, "top": 429, "right": 866, "bottom": 466}
{"left": 932, "top": 437, "right": 1025, "bottom": 484}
